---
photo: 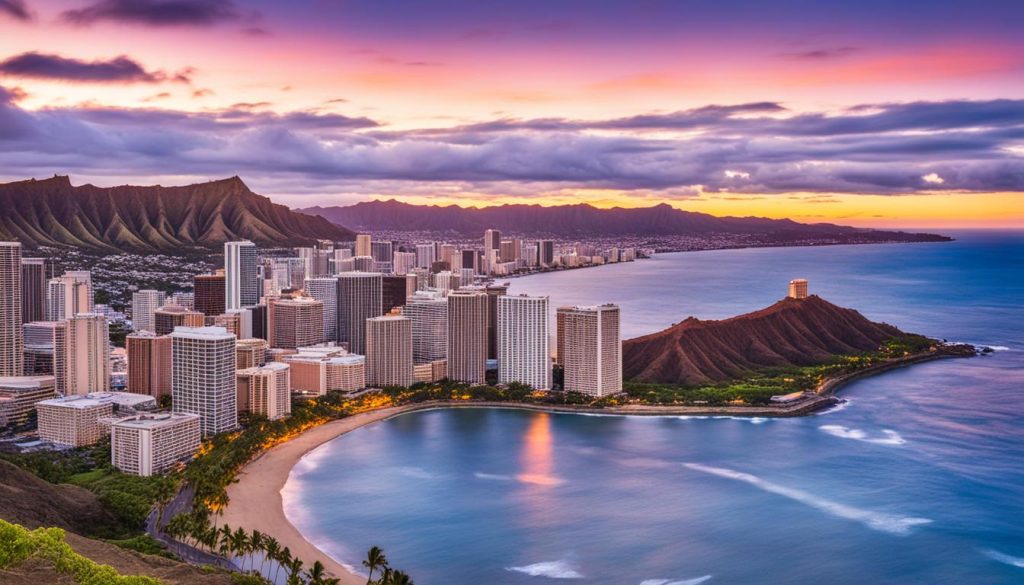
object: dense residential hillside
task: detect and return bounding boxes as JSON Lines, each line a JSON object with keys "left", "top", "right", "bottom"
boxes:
{"left": 622, "top": 296, "right": 908, "bottom": 386}
{"left": 0, "top": 175, "right": 354, "bottom": 252}
{"left": 299, "top": 198, "right": 950, "bottom": 242}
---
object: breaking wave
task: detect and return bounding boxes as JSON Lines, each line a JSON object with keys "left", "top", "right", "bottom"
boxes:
{"left": 506, "top": 558, "right": 584, "bottom": 579}
{"left": 682, "top": 463, "right": 931, "bottom": 536}
{"left": 640, "top": 576, "right": 713, "bottom": 585}
{"left": 819, "top": 425, "right": 906, "bottom": 445}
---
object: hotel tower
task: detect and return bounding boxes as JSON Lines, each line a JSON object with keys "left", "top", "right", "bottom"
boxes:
{"left": 225, "top": 241, "right": 259, "bottom": 310}
{"left": 558, "top": 304, "right": 622, "bottom": 397}
{"left": 497, "top": 295, "right": 551, "bottom": 390}
{"left": 0, "top": 242, "right": 23, "bottom": 376}
{"left": 447, "top": 288, "right": 488, "bottom": 384}
{"left": 171, "top": 326, "right": 237, "bottom": 436}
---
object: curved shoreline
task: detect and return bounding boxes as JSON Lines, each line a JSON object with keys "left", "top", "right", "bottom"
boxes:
{"left": 219, "top": 348, "right": 970, "bottom": 583}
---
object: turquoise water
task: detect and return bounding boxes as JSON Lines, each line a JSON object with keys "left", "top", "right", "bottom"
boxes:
{"left": 284, "top": 231, "right": 1024, "bottom": 584}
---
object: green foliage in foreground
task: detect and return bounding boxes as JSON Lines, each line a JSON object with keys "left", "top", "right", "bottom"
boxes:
{"left": 101, "top": 535, "right": 176, "bottom": 559}
{"left": 623, "top": 334, "right": 939, "bottom": 406}
{"left": 68, "top": 466, "right": 179, "bottom": 538}
{"left": 0, "top": 519, "right": 161, "bottom": 585}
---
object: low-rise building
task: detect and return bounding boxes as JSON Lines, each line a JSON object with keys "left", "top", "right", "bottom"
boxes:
{"left": 284, "top": 347, "right": 365, "bottom": 394}
{"left": 110, "top": 413, "right": 201, "bottom": 476}
{"left": 0, "top": 376, "right": 57, "bottom": 427}
{"left": 36, "top": 395, "right": 114, "bottom": 447}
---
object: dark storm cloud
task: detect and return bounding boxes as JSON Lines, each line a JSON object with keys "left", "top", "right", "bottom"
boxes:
{"left": 62, "top": 0, "right": 242, "bottom": 26}
{"left": 0, "top": 0, "right": 30, "bottom": 21}
{"left": 0, "top": 91, "right": 1021, "bottom": 195}
{"left": 0, "top": 52, "right": 189, "bottom": 83}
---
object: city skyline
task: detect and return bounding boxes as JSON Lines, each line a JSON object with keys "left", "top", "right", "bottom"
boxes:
{"left": 0, "top": 1, "right": 1022, "bottom": 227}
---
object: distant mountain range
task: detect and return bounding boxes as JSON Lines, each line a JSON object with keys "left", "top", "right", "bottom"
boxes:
{"left": 0, "top": 176, "right": 353, "bottom": 252}
{"left": 299, "top": 199, "right": 950, "bottom": 242}
{"left": 622, "top": 296, "right": 906, "bottom": 386}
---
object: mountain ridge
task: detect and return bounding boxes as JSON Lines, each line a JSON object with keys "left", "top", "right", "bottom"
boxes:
{"left": 298, "top": 198, "right": 950, "bottom": 241}
{"left": 622, "top": 296, "right": 908, "bottom": 386}
{"left": 0, "top": 175, "right": 354, "bottom": 252}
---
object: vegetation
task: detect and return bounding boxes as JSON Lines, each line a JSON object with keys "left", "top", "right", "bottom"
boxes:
{"left": 623, "top": 334, "right": 940, "bottom": 406}
{"left": 0, "top": 519, "right": 161, "bottom": 584}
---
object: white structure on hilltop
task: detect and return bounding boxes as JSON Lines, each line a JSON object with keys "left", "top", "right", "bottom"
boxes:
{"left": 132, "top": 289, "right": 166, "bottom": 333}
{"left": 171, "top": 326, "right": 237, "bottom": 436}
{"left": 225, "top": 241, "right": 259, "bottom": 310}
{"left": 111, "top": 412, "right": 201, "bottom": 476}
{"left": 788, "top": 279, "right": 809, "bottom": 299}
{"left": 498, "top": 295, "right": 551, "bottom": 390}
{"left": 0, "top": 242, "right": 23, "bottom": 376}
{"left": 558, "top": 304, "right": 621, "bottom": 397}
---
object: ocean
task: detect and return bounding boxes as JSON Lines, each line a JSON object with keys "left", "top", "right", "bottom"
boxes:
{"left": 282, "top": 230, "right": 1024, "bottom": 584}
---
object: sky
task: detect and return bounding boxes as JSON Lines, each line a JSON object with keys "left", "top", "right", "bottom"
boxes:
{"left": 0, "top": 0, "right": 1023, "bottom": 228}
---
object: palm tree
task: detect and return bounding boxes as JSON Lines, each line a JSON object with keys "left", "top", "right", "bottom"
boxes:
{"left": 264, "top": 536, "right": 281, "bottom": 582}
{"left": 276, "top": 547, "right": 293, "bottom": 584}
{"left": 363, "top": 546, "right": 387, "bottom": 585}
{"left": 286, "top": 557, "right": 305, "bottom": 585}
{"left": 250, "top": 529, "right": 266, "bottom": 576}
{"left": 306, "top": 560, "right": 327, "bottom": 585}
{"left": 389, "top": 571, "right": 414, "bottom": 585}
{"left": 230, "top": 527, "right": 249, "bottom": 572}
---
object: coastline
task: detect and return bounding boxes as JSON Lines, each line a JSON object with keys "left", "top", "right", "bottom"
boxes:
{"left": 218, "top": 346, "right": 972, "bottom": 583}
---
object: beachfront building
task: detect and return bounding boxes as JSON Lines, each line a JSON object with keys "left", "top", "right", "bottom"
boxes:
{"left": 559, "top": 304, "right": 622, "bottom": 397}
{"left": 447, "top": 288, "right": 488, "bottom": 384}
{"left": 111, "top": 413, "right": 201, "bottom": 476}
{"left": 788, "top": 279, "right": 809, "bottom": 299}
{"left": 498, "top": 295, "right": 551, "bottom": 390}
{"left": 64, "top": 313, "right": 110, "bottom": 395}
{"left": 405, "top": 291, "right": 448, "bottom": 364}
{"left": 284, "top": 346, "right": 365, "bottom": 394}
{"left": 131, "top": 289, "right": 166, "bottom": 333}
{"left": 484, "top": 283, "right": 508, "bottom": 360}
{"left": 36, "top": 394, "right": 114, "bottom": 447}
{"left": 236, "top": 362, "right": 291, "bottom": 420}
{"left": 0, "top": 375, "right": 56, "bottom": 427}
{"left": 366, "top": 315, "right": 413, "bottom": 388}
{"left": 0, "top": 243, "right": 23, "bottom": 377}
{"left": 171, "top": 326, "right": 237, "bottom": 436}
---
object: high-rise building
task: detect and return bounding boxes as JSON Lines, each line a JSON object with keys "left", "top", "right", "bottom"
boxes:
{"left": 497, "top": 295, "right": 551, "bottom": 390}
{"left": 484, "top": 283, "right": 508, "bottom": 360}
{"left": 285, "top": 349, "right": 365, "bottom": 394}
{"left": 484, "top": 229, "right": 501, "bottom": 259}
{"left": 304, "top": 277, "right": 339, "bottom": 342}
{"left": 131, "top": 289, "right": 166, "bottom": 333}
{"left": 0, "top": 242, "right": 23, "bottom": 376}
{"left": 415, "top": 244, "right": 436, "bottom": 269}
{"left": 432, "top": 270, "right": 460, "bottom": 295}
{"left": 538, "top": 240, "right": 555, "bottom": 266}
{"left": 366, "top": 315, "right": 413, "bottom": 388}
{"left": 225, "top": 241, "right": 259, "bottom": 310}
{"left": 355, "top": 234, "right": 372, "bottom": 257}
{"left": 559, "top": 305, "right": 621, "bottom": 396}
{"left": 270, "top": 258, "right": 306, "bottom": 294}
{"left": 352, "top": 256, "right": 375, "bottom": 272}
{"left": 0, "top": 375, "right": 56, "bottom": 427}
{"left": 111, "top": 412, "right": 201, "bottom": 476}
{"left": 268, "top": 297, "right": 325, "bottom": 350}
{"left": 23, "top": 321, "right": 65, "bottom": 387}
{"left": 393, "top": 251, "right": 416, "bottom": 276}
{"left": 154, "top": 305, "right": 205, "bottom": 335}
{"left": 371, "top": 241, "right": 393, "bottom": 263}
{"left": 64, "top": 313, "right": 110, "bottom": 395}
{"left": 45, "top": 272, "right": 92, "bottom": 322}
{"left": 460, "top": 249, "right": 479, "bottom": 274}
{"left": 788, "top": 279, "right": 809, "bottom": 299}
{"left": 405, "top": 291, "right": 447, "bottom": 364}
{"left": 20, "top": 257, "right": 46, "bottom": 325}
{"left": 297, "top": 247, "right": 330, "bottom": 279}
{"left": 447, "top": 289, "right": 488, "bottom": 384}
{"left": 236, "top": 338, "right": 269, "bottom": 369}
{"left": 194, "top": 273, "right": 226, "bottom": 316}
{"left": 382, "top": 274, "right": 415, "bottom": 313}
{"left": 499, "top": 240, "right": 517, "bottom": 263}
{"left": 171, "top": 326, "right": 237, "bottom": 436}
{"left": 236, "top": 362, "right": 291, "bottom": 420}
{"left": 126, "top": 331, "right": 172, "bottom": 399}
{"left": 337, "top": 272, "right": 382, "bottom": 354}
{"left": 522, "top": 244, "right": 538, "bottom": 267}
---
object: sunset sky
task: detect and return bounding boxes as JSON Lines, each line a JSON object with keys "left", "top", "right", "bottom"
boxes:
{"left": 1, "top": 0, "right": 1022, "bottom": 227}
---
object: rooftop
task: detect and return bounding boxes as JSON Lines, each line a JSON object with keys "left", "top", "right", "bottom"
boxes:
{"left": 111, "top": 412, "right": 200, "bottom": 430}
{"left": 171, "top": 325, "right": 235, "bottom": 340}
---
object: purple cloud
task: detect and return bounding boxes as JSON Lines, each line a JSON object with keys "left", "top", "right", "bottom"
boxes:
{"left": 0, "top": 52, "right": 191, "bottom": 83}
{"left": 62, "top": 0, "right": 242, "bottom": 26}
{"left": 0, "top": 0, "right": 30, "bottom": 21}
